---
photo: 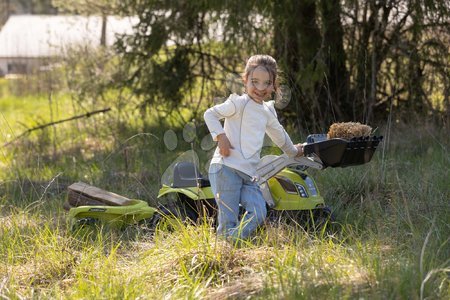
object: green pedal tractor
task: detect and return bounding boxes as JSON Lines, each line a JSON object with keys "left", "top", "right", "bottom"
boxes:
{"left": 66, "top": 134, "right": 382, "bottom": 231}
{"left": 155, "top": 134, "right": 383, "bottom": 230}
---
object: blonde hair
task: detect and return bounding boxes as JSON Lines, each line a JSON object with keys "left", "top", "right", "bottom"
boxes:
{"left": 243, "top": 54, "right": 279, "bottom": 91}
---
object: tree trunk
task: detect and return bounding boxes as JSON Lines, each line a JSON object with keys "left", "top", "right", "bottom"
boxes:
{"left": 406, "top": 1, "right": 426, "bottom": 116}
{"left": 273, "top": 0, "right": 324, "bottom": 131}
{"left": 100, "top": 14, "right": 107, "bottom": 47}
{"left": 320, "top": 0, "right": 350, "bottom": 122}
{"left": 354, "top": 2, "right": 375, "bottom": 122}
{"left": 0, "top": 0, "right": 10, "bottom": 27}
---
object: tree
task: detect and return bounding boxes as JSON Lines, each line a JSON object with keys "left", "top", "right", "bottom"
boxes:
{"left": 320, "top": 0, "right": 351, "bottom": 121}
{"left": 53, "top": 0, "right": 119, "bottom": 46}
{"left": 273, "top": 0, "right": 327, "bottom": 130}
{"left": 56, "top": 0, "right": 449, "bottom": 129}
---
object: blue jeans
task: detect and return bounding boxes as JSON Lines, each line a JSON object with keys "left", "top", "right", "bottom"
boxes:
{"left": 209, "top": 164, "right": 267, "bottom": 240}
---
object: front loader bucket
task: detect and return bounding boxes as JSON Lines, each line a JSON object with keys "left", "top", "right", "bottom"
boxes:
{"left": 304, "top": 136, "right": 383, "bottom": 168}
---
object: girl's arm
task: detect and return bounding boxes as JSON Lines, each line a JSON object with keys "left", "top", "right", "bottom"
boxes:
{"left": 216, "top": 133, "right": 233, "bottom": 157}
{"left": 203, "top": 95, "right": 239, "bottom": 156}
{"left": 203, "top": 96, "right": 237, "bottom": 141}
{"left": 265, "top": 102, "right": 300, "bottom": 157}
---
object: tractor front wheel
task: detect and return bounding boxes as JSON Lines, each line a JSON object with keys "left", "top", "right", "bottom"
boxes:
{"left": 307, "top": 206, "right": 336, "bottom": 233}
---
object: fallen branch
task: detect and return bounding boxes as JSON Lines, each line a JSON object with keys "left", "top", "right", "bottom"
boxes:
{"left": 2, "top": 107, "right": 111, "bottom": 148}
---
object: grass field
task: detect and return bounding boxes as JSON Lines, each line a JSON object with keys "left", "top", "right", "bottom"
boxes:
{"left": 0, "top": 86, "right": 449, "bottom": 299}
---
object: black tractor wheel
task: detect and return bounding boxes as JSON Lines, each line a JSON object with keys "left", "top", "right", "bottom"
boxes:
{"left": 266, "top": 207, "right": 338, "bottom": 234}
{"left": 307, "top": 206, "right": 336, "bottom": 233}
{"left": 142, "top": 197, "right": 198, "bottom": 233}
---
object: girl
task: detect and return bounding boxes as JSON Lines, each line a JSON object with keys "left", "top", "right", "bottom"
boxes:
{"left": 204, "top": 54, "right": 303, "bottom": 241}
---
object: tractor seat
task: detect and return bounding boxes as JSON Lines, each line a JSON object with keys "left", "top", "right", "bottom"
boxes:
{"left": 172, "top": 161, "right": 210, "bottom": 188}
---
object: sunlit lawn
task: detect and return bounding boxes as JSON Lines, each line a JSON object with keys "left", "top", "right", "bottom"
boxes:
{"left": 0, "top": 84, "right": 448, "bottom": 299}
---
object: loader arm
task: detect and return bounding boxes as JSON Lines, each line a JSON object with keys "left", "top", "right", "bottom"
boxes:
{"left": 256, "top": 155, "right": 323, "bottom": 184}
{"left": 256, "top": 135, "right": 383, "bottom": 184}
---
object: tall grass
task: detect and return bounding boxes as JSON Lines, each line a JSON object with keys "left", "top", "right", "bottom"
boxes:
{"left": 0, "top": 91, "right": 448, "bottom": 298}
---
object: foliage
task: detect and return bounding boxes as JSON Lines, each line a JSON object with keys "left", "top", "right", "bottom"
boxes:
{"left": 52, "top": 0, "right": 115, "bottom": 13}
{"left": 108, "top": 0, "right": 450, "bottom": 130}
{"left": 112, "top": 1, "right": 261, "bottom": 121}
{"left": 2, "top": 0, "right": 58, "bottom": 15}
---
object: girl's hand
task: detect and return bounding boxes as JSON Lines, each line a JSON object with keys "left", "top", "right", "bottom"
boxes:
{"left": 217, "top": 134, "right": 233, "bottom": 157}
{"left": 295, "top": 143, "right": 305, "bottom": 157}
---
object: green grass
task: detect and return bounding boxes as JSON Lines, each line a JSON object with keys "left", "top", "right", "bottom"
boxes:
{"left": 0, "top": 93, "right": 71, "bottom": 144}
{"left": 0, "top": 90, "right": 449, "bottom": 299}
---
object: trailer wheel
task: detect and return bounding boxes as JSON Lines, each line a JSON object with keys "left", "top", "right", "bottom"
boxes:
{"left": 71, "top": 217, "right": 100, "bottom": 231}
{"left": 70, "top": 217, "right": 104, "bottom": 239}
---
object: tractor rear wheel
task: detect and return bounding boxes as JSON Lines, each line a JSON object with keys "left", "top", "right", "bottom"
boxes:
{"left": 142, "top": 196, "right": 198, "bottom": 233}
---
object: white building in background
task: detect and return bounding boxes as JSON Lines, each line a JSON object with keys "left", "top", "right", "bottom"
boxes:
{"left": 0, "top": 15, "right": 137, "bottom": 76}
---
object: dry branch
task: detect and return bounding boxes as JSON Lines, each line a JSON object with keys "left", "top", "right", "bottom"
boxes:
{"left": 2, "top": 107, "right": 111, "bottom": 148}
